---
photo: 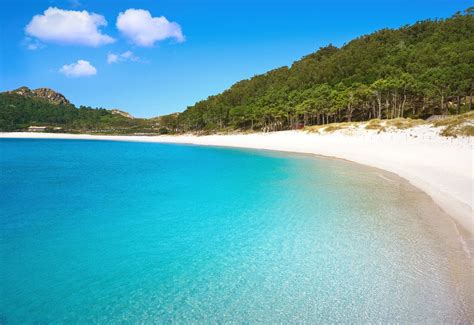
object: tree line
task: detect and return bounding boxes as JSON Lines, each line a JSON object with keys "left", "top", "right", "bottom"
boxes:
{"left": 161, "top": 8, "right": 473, "bottom": 132}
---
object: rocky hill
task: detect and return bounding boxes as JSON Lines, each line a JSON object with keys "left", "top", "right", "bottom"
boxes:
{"left": 7, "top": 86, "right": 71, "bottom": 106}
{"left": 0, "top": 87, "right": 148, "bottom": 132}
{"left": 111, "top": 109, "right": 134, "bottom": 119}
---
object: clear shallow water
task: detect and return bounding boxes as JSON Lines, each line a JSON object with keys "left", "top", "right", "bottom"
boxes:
{"left": 0, "top": 139, "right": 472, "bottom": 323}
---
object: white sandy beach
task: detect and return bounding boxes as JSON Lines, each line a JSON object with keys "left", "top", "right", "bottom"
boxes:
{"left": 1, "top": 125, "right": 473, "bottom": 234}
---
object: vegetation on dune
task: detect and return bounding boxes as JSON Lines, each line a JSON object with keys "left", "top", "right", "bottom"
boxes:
{"left": 434, "top": 111, "right": 474, "bottom": 136}
{"left": 168, "top": 8, "right": 473, "bottom": 133}
{"left": 384, "top": 118, "right": 426, "bottom": 129}
{"left": 364, "top": 119, "right": 384, "bottom": 131}
{"left": 305, "top": 122, "right": 354, "bottom": 133}
{"left": 304, "top": 112, "right": 473, "bottom": 136}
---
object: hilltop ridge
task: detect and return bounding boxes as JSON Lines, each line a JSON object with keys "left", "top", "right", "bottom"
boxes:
{"left": 7, "top": 86, "right": 71, "bottom": 106}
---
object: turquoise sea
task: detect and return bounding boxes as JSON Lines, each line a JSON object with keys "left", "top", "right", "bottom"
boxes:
{"left": 0, "top": 139, "right": 472, "bottom": 323}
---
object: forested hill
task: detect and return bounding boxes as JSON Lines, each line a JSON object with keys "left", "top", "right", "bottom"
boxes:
{"left": 169, "top": 8, "right": 473, "bottom": 132}
{"left": 0, "top": 87, "right": 154, "bottom": 133}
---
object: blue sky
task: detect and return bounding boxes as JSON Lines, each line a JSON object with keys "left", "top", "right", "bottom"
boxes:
{"left": 0, "top": 0, "right": 471, "bottom": 117}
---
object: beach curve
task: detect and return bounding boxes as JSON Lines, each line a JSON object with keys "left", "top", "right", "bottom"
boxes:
{"left": 1, "top": 128, "right": 472, "bottom": 236}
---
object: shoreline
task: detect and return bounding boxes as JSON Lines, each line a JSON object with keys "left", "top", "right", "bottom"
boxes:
{"left": 1, "top": 128, "right": 472, "bottom": 236}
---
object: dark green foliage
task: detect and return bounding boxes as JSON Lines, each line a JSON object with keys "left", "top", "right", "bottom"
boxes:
{"left": 173, "top": 9, "right": 473, "bottom": 132}
{"left": 0, "top": 93, "right": 155, "bottom": 133}
{"left": 154, "top": 113, "right": 180, "bottom": 133}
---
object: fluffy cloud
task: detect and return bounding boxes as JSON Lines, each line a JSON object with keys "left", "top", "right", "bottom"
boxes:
{"left": 107, "top": 50, "right": 140, "bottom": 64}
{"left": 116, "top": 9, "right": 184, "bottom": 47}
{"left": 25, "top": 7, "right": 114, "bottom": 46}
{"left": 59, "top": 60, "right": 97, "bottom": 77}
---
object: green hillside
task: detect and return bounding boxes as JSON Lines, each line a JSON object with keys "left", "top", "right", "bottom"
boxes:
{"left": 0, "top": 89, "right": 155, "bottom": 133}
{"left": 170, "top": 8, "right": 473, "bottom": 132}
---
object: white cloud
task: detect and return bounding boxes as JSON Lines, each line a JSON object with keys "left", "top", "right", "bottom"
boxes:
{"left": 27, "top": 43, "right": 40, "bottom": 50}
{"left": 107, "top": 53, "right": 119, "bottom": 64}
{"left": 25, "top": 7, "right": 114, "bottom": 46}
{"left": 22, "top": 37, "right": 44, "bottom": 50}
{"left": 107, "top": 50, "right": 140, "bottom": 64}
{"left": 121, "top": 50, "right": 134, "bottom": 59}
{"left": 116, "top": 9, "right": 184, "bottom": 47}
{"left": 69, "top": 0, "right": 82, "bottom": 8}
{"left": 59, "top": 60, "right": 97, "bottom": 77}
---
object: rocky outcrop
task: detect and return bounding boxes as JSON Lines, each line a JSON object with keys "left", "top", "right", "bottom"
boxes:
{"left": 8, "top": 86, "right": 71, "bottom": 106}
{"left": 32, "top": 88, "right": 70, "bottom": 106}
{"left": 111, "top": 109, "right": 134, "bottom": 119}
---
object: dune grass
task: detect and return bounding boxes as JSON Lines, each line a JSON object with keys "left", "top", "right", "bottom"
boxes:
{"left": 433, "top": 112, "right": 474, "bottom": 137}
{"left": 322, "top": 122, "right": 353, "bottom": 133}
{"left": 305, "top": 122, "right": 353, "bottom": 133}
{"left": 304, "top": 113, "right": 473, "bottom": 137}
{"left": 364, "top": 119, "right": 384, "bottom": 131}
{"left": 304, "top": 125, "right": 324, "bottom": 133}
{"left": 384, "top": 118, "right": 426, "bottom": 129}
